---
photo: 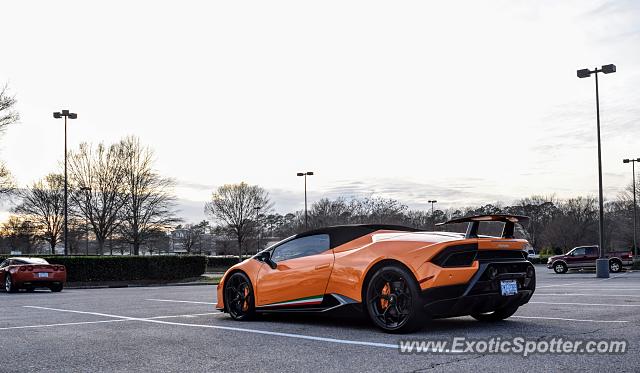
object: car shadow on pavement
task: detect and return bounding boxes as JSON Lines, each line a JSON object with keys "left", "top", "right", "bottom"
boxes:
{"left": 216, "top": 309, "right": 519, "bottom": 334}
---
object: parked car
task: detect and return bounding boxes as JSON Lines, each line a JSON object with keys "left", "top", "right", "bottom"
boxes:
{"left": 546, "top": 246, "right": 633, "bottom": 274}
{"left": 526, "top": 249, "right": 540, "bottom": 260}
{"left": 216, "top": 214, "right": 536, "bottom": 333}
{"left": 0, "top": 257, "right": 66, "bottom": 292}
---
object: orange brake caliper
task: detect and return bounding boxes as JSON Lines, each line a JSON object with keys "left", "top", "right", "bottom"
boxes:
{"left": 380, "top": 283, "right": 390, "bottom": 310}
{"left": 242, "top": 287, "right": 249, "bottom": 311}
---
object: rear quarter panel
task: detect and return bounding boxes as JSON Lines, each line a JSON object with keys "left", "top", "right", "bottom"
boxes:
{"left": 326, "top": 236, "right": 529, "bottom": 302}
{"left": 326, "top": 238, "right": 460, "bottom": 302}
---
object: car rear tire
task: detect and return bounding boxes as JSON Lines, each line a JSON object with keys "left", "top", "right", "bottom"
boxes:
{"left": 224, "top": 272, "right": 255, "bottom": 321}
{"left": 553, "top": 262, "right": 567, "bottom": 274}
{"left": 609, "top": 259, "right": 622, "bottom": 273}
{"left": 470, "top": 305, "right": 519, "bottom": 322}
{"left": 50, "top": 284, "right": 63, "bottom": 293}
{"left": 364, "top": 264, "right": 425, "bottom": 333}
{"left": 5, "top": 274, "right": 17, "bottom": 293}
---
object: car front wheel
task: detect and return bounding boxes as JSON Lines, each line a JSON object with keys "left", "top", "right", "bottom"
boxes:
{"left": 553, "top": 262, "right": 567, "bottom": 274}
{"left": 224, "top": 272, "right": 255, "bottom": 320}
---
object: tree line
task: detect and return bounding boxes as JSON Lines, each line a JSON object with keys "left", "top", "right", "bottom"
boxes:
{"left": 1, "top": 136, "right": 179, "bottom": 255}
{"left": 204, "top": 184, "right": 639, "bottom": 256}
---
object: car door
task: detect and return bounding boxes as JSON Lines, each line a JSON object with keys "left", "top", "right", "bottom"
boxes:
{"left": 566, "top": 247, "right": 586, "bottom": 268}
{"left": 255, "top": 234, "right": 334, "bottom": 307}
{"left": 584, "top": 246, "right": 599, "bottom": 266}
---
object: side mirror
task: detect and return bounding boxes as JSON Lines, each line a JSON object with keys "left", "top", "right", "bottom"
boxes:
{"left": 257, "top": 251, "right": 277, "bottom": 270}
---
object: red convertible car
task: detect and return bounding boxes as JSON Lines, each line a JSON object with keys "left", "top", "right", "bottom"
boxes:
{"left": 1, "top": 257, "right": 66, "bottom": 293}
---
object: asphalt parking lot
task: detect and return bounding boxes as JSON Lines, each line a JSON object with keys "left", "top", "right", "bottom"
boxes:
{"left": 2, "top": 265, "right": 639, "bottom": 372}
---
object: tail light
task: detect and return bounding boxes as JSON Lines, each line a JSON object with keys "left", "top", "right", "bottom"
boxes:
{"left": 59, "top": 266, "right": 65, "bottom": 271}
{"left": 19, "top": 266, "right": 26, "bottom": 271}
{"left": 52, "top": 266, "right": 59, "bottom": 271}
{"left": 27, "top": 266, "right": 34, "bottom": 271}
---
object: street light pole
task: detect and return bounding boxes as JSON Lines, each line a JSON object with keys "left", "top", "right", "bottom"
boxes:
{"left": 80, "top": 186, "right": 91, "bottom": 255}
{"left": 297, "top": 171, "right": 314, "bottom": 228}
{"left": 53, "top": 110, "right": 77, "bottom": 256}
{"left": 623, "top": 158, "right": 640, "bottom": 259}
{"left": 577, "top": 64, "right": 616, "bottom": 278}
{"left": 428, "top": 200, "right": 437, "bottom": 216}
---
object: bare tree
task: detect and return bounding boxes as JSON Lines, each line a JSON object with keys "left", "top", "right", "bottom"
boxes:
{"left": 174, "top": 221, "right": 209, "bottom": 254}
{"left": 0, "top": 216, "right": 40, "bottom": 254}
{"left": 68, "top": 142, "right": 127, "bottom": 254}
{"left": 205, "top": 183, "right": 271, "bottom": 260}
{"left": 0, "top": 84, "right": 19, "bottom": 198}
{"left": 14, "top": 174, "right": 65, "bottom": 253}
{"left": 0, "top": 164, "right": 14, "bottom": 198}
{"left": 118, "top": 136, "right": 179, "bottom": 255}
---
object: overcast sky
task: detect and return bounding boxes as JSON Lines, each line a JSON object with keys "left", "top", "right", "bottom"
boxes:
{"left": 1, "top": 0, "right": 639, "bottom": 223}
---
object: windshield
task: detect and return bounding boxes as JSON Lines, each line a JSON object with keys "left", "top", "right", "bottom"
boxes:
{"left": 16, "top": 258, "right": 49, "bottom": 265}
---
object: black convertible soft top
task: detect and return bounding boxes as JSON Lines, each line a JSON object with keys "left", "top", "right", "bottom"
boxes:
{"left": 294, "top": 224, "right": 421, "bottom": 249}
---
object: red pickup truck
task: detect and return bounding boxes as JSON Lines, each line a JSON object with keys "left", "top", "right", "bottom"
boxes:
{"left": 547, "top": 246, "right": 633, "bottom": 274}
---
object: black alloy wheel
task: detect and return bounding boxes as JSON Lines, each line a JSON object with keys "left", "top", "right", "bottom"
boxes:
{"left": 224, "top": 272, "right": 255, "bottom": 320}
{"left": 365, "top": 265, "right": 424, "bottom": 333}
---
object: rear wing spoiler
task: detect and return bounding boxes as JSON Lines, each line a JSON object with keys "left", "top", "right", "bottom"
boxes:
{"left": 435, "top": 214, "right": 530, "bottom": 239}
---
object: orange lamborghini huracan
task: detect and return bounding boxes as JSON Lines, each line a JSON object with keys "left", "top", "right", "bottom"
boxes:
{"left": 216, "top": 214, "right": 536, "bottom": 333}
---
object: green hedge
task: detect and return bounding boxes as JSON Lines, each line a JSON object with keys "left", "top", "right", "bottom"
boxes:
{"left": 206, "top": 256, "right": 242, "bottom": 271}
{"left": 0, "top": 255, "right": 207, "bottom": 282}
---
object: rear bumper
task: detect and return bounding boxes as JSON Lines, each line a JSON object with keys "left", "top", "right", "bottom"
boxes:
{"left": 16, "top": 280, "right": 65, "bottom": 288}
{"left": 421, "top": 260, "right": 535, "bottom": 318}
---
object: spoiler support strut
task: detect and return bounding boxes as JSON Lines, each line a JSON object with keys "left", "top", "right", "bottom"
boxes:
{"left": 436, "top": 214, "right": 530, "bottom": 239}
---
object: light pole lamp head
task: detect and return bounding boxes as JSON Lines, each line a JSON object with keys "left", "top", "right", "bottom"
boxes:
{"left": 68, "top": 113, "right": 78, "bottom": 119}
{"left": 636, "top": 158, "right": 640, "bottom": 162}
{"left": 53, "top": 112, "right": 62, "bottom": 118}
{"left": 601, "top": 64, "right": 616, "bottom": 74}
{"left": 297, "top": 172, "right": 304, "bottom": 177}
{"left": 624, "top": 159, "right": 630, "bottom": 163}
{"left": 577, "top": 69, "right": 591, "bottom": 78}
{"left": 306, "top": 172, "right": 314, "bottom": 176}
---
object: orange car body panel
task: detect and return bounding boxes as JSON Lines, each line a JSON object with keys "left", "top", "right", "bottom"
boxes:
{"left": 254, "top": 250, "right": 334, "bottom": 306}
{"left": 216, "top": 230, "right": 530, "bottom": 310}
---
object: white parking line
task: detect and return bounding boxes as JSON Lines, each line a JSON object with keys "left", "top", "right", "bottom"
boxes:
{"left": 530, "top": 301, "right": 640, "bottom": 307}
{"left": 537, "top": 288, "right": 640, "bottom": 291}
{"left": 512, "top": 316, "right": 628, "bottom": 323}
{"left": 149, "top": 312, "right": 224, "bottom": 319}
{"left": 534, "top": 293, "right": 640, "bottom": 298}
{"left": 536, "top": 284, "right": 640, "bottom": 290}
{"left": 0, "top": 319, "right": 127, "bottom": 330}
{"left": 24, "top": 306, "right": 399, "bottom": 349}
{"left": 146, "top": 299, "right": 217, "bottom": 305}
{"left": 535, "top": 283, "right": 583, "bottom": 288}
{"left": 1, "top": 311, "right": 222, "bottom": 331}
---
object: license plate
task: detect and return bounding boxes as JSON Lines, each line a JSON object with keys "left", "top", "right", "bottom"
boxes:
{"left": 37, "top": 272, "right": 49, "bottom": 278}
{"left": 500, "top": 280, "right": 517, "bottom": 296}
